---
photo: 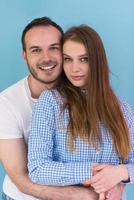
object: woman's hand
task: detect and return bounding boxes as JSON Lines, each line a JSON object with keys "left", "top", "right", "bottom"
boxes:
{"left": 105, "top": 183, "right": 125, "bottom": 200}
{"left": 82, "top": 164, "right": 129, "bottom": 193}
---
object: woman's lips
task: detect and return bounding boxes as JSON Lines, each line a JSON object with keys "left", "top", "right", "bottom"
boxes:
{"left": 71, "top": 75, "right": 84, "bottom": 80}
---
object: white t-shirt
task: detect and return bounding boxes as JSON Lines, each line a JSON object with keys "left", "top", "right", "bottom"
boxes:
{"left": 0, "top": 77, "right": 39, "bottom": 200}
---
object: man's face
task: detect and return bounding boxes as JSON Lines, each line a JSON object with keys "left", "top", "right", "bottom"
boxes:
{"left": 23, "top": 25, "right": 62, "bottom": 85}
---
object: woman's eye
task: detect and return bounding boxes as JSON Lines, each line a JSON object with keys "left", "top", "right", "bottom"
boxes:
{"left": 63, "top": 57, "right": 71, "bottom": 62}
{"left": 80, "top": 57, "right": 88, "bottom": 62}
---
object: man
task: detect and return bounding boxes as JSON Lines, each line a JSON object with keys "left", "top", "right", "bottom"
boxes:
{"left": 0, "top": 17, "right": 123, "bottom": 200}
{"left": 0, "top": 16, "right": 98, "bottom": 200}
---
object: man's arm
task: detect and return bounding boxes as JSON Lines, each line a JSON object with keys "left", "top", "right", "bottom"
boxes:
{"left": 0, "top": 138, "right": 98, "bottom": 200}
{"left": 0, "top": 138, "right": 45, "bottom": 198}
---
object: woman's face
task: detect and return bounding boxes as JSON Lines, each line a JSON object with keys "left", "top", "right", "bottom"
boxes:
{"left": 63, "top": 40, "right": 89, "bottom": 89}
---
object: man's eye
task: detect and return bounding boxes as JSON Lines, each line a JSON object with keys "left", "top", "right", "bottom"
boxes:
{"left": 80, "top": 57, "right": 88, "bottom": 62}
{"left": 31, "top": 49, "right": 41, "bottom": 53}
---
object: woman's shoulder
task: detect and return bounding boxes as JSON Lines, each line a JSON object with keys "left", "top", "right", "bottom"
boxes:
{"left": 119, "top": 98, "right": 133, "bottom": 114}
{"left": 38, "top": 89, "right": 63, "bottom": 105}
{"left": 119, "top": 98, "right": 134, "bottom": 127}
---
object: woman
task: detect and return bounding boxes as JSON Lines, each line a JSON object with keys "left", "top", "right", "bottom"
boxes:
{"left": 28, "top": 25, "right": 134, "bottom": 199}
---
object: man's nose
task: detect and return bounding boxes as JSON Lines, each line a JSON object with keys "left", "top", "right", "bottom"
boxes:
{"left": 42, "top": 51, "right": 51, "bottom": 61}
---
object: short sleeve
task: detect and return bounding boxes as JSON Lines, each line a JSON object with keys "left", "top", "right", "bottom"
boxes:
{"left": 0, "top": 96, "right": 23, "bottom": 139}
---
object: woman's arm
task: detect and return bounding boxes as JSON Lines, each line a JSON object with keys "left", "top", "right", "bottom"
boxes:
{"left": 82, "top": 101, "right": 134, "bottom": 193}
{"left": 28, "top": 91, "right": 94, "bottom": 186}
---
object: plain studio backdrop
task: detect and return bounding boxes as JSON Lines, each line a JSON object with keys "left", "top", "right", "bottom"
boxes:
{"left": 0, "top": 0, "right": 134, "bottom": 199}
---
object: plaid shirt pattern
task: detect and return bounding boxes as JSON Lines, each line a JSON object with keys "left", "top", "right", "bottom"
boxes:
{"left": 28, "top": 90, "right": 134, "bottom": 186}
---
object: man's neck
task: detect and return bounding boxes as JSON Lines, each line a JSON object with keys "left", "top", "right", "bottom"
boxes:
{"left": 28, "top": 75, "right": 54, "bottom": 99}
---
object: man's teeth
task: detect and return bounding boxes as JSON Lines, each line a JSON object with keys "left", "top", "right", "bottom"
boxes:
{"left": 40, "top": 65, "right": 55, "bottom": 70}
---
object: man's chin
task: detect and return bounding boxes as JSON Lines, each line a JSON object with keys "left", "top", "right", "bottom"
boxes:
{"left": 36, "top": 77, "right": 59, "bottom": 86}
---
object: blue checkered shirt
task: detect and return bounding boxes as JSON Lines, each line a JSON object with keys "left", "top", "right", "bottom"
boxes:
{"left": 28, "top": 90, "right": 134, "bottom": 186}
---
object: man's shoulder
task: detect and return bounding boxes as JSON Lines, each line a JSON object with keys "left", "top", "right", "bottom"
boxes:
{"left": 1, "top": 77, "right": 27, "bottom": 96}
{"left": 0, "top": 77, "right": 28, "bottom": 101}
{"left": 0, "top": 76, "right": 30, "bottom": 111}
{"left": 0, "top": 76, "right": 30, "bottom": 139}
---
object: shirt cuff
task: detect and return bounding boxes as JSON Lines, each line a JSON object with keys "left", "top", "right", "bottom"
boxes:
{"left": 125, "top": 164, "right": 134, "bottom": 184}
{"left": 72, "top": 162, "right": 92, "bottom": 184}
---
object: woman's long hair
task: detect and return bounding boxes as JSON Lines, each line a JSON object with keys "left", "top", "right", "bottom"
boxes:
{"left": 58, "top": 25, "right": 130, "bottom": 160}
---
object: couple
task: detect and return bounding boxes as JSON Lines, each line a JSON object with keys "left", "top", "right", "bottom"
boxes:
{"left": 0, "top": 17, "right": 133, "bottom": 200}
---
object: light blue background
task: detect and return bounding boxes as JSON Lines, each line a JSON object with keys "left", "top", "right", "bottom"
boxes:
{"left": 0, "top": 0, "right": 134, "bottom": 199}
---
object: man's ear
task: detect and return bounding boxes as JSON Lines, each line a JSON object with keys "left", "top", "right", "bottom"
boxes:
{"left": 22, "top": 51, "right": 26, "bottom": 61}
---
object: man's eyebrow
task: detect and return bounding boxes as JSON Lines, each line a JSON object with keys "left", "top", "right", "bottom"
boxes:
{"left": 29, "top": 46, "right": 40, "bottom": 50}
{"left": 28, "top": 43, "right": 61, "bottom": 50}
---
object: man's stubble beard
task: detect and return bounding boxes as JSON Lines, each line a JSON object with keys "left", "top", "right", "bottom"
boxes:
{"left": 28, "top": 64, "right": 62, "bottom": 86}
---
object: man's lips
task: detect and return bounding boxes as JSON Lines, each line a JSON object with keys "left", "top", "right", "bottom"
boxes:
{"left": 38, "top": 64, "right": 56, "bottom": 71}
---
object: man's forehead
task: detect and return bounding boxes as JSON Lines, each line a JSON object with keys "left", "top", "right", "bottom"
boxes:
{"left": 25, "top": 26, "right": 62, "bottom": 45}
{"left": 26, "top": 25, "right": 61, "bottom": 37}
